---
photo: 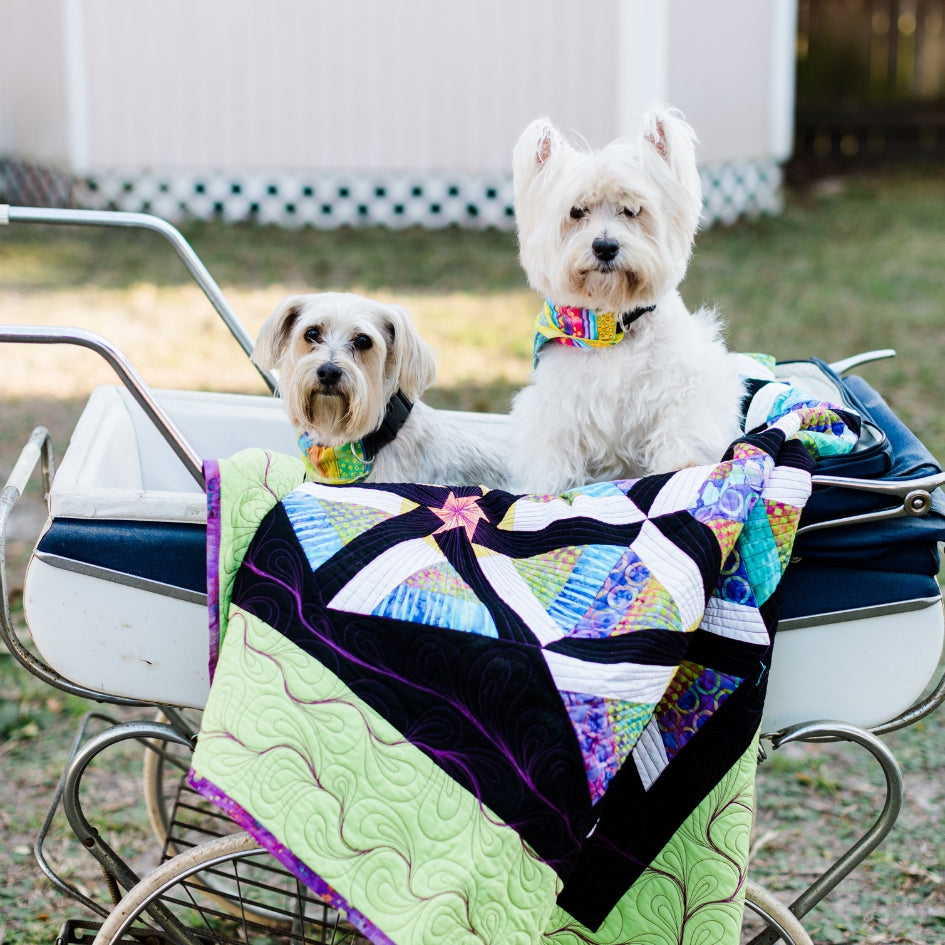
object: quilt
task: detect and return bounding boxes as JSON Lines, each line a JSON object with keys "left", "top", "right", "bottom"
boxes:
{"left": 189, "top": 391, "right": 859, "bottom": 945}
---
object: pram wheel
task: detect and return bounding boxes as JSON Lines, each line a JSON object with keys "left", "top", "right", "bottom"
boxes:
{"left": 142, "top": 710, "right": 202, "bottom": 851}
{"left": 743, "top": 880, "right": 813, "bottom": 945}
{"left": 90, "top": 828, "right": 804, "bottom": 945}
{"left": 141, "top": 713, "right": 312, "bottom": 934}
{"left": 91, "top": 831, "right": 371, "bottom": 945}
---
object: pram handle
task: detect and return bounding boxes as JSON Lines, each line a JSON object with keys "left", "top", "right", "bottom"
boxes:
{"left": 0, "top": 325, "right": 204, "bottom": 486}
{"left": 828, "top": 349, "right": 896, "bottom": 374}
{"left": 0, "top": 204, "right": 276, "bottom": 393}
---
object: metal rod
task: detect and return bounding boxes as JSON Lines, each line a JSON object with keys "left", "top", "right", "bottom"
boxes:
{"left": 33, "top": 712, "right": 121, "bottom": 918}
{"left": 799, "top": 468, "right": 945, "bottom": 535}
{"left": 0, "top": 428, "right": 162, "bottom": 705}
{"left": 749, "top": 719, "right": 903, "bottom": 945}
{"left": 810, "top": 469, "right": 945, "bottom": 496}
{"left": 0, "top": 325, "right": 204, "bottom": 485}
{"left": 0, "top": 428, "right": 140, "bottom": 704}
{"left": 828, "top": 349, "right": 896, "bottom": 374}
{"left": 61, "top": 719, "right": 200, "bottom": 945}
{"left": 0, "top": 204, "right": 275, "bottom": 392}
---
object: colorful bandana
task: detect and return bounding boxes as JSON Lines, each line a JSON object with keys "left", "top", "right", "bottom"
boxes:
{"left": 533, "top": 301, "right": 623, "bottom": 365}
{"left": 297, "top": 431, "right": 371, "bottom": 484}
{"left": 296, "top": 391, "right": 414, "bottom": 485}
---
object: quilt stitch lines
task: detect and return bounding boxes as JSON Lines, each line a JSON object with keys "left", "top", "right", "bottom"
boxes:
{"left": 192, "top": 397, "right": 863, "bottom": 940}
{"left": 228, "top": 446, "right": 786, "bottom": 838}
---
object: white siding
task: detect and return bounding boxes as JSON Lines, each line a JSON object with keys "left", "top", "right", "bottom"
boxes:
{"left": 0, "top": 0, "right": 69, "bottom": 164}
{"left": 1, "top": 1, "right": 796, "bottom": 226}
{"left": 77, "top": 0, "right": 621, "bottom": 173}
{"left": 667, "top": 0, "right": 789, "bottom": 163}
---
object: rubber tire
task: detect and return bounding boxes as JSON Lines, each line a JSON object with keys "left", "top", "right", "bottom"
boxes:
{"left": 744, "top": 880, "right": 814, "bottom": 945}
{"left": 94, "top": 831, "right": 809, "bottom": 945}
{"left": 93, "top": 832, "right": 368, "bottom": 945}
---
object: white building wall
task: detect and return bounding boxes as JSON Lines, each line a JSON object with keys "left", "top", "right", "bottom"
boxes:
{"left": 1, "top": 0, "right": 797, "bottom": 226}
{"left": 666, "top": 0, "right": 795, "bottom": 163}
{"left": 0, "top": 0, "right": 69, "bottom": 164}
{"left": 76, "top": 0, "right": 620, "bottom": 173}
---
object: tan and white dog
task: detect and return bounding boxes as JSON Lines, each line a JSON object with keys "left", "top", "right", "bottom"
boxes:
{"left": 253, "top": 291, "right": 509, "bottom": 488}
{"left": 507, "top": 106, "right": 745, "bottom": 494}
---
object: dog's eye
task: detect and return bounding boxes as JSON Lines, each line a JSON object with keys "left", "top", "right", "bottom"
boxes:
{"left": 352, "top": 333, "right": 373, "bottom": 351}
{"left": 621, "top": 206, "right": 640, "bottom": 218}
{"left": 303, "top": 326, "right": 322, "bottom": 345}
{"left": 569, "top": 206, "right": 586, "bottom": 220}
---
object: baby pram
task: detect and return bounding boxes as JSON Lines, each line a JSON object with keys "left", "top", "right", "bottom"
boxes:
{"left": 2, "top": 205, "right": 944, "bottom": 945}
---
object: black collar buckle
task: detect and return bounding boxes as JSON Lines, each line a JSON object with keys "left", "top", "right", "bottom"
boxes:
{"left": 618, "top": 304, "right": 656, "bottom": 331}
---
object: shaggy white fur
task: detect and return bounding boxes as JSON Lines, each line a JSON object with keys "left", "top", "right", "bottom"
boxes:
{"left": 508, "top": 105, "right": 745, "bottom": 494}
{"left": 253, "top": 292, "right": 509, "bottom": 488}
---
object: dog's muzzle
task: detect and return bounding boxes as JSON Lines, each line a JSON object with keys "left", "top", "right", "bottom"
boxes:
{"left": 592, "top": 237, "right": 620, "bottom": 266}
{"left": 316, "top": 362, "right": 343, "bottom": 389}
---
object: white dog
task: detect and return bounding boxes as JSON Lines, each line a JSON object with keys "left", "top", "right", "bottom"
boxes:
{"left": 507, "top": 106, "right": 745, "bottom": 494}
{"left": 253, "top": 292, "right": 509, "bottom": 488}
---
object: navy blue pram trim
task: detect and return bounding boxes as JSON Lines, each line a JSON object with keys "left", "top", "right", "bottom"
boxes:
{"left": 37, "top": 518, "right": 206, "bottom": 595}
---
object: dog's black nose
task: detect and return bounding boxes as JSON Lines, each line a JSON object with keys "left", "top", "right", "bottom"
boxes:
{"left": 592, "top": 237, "right": 620, "bottom": 263}
{"left": 316, "top": 363, "right": 343, "bottom": 387}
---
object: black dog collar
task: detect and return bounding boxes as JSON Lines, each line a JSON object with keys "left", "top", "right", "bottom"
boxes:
{"left": 362, "top": 389, "right": 414, "bottom": 461}
{"left": 617, "top": 304, "right": 656, "bottom": 331}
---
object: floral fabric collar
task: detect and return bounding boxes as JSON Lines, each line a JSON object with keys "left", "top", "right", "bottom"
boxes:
{"left": 297, "top": 390, "right": 414, "bottom": 485}
{"left": 532, "top": 299, "right": 655, "bottom": 366}
{"left": 298, "top": 434, "right": 373, "bottom": 484}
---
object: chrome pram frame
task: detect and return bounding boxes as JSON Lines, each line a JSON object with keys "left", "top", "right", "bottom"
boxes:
{"left": 1, "top": 205, "right": 944, "bottom": 945}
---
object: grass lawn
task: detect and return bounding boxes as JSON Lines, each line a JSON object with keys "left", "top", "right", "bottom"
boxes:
{"left": 2, "top": 166, "right": 943, "bottom": 455}
{"left": 1, "top": 165, "right": 944, "bottom": 944}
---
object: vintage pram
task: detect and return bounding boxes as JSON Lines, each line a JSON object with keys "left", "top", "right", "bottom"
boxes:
{"left": 2, "top": 206, "right": 944, "bottom": 945}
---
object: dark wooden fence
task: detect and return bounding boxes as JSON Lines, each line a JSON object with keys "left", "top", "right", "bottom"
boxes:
{"left": 794, "top": 0, "right": 945, "bottom": 171}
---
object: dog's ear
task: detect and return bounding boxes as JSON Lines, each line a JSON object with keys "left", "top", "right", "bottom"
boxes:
{"left": 641, "top": 105, "right": 701, "bottom": 195}
{"left": 641, "top": 104, "right": 703, "bottom": 238}
{"left": 533, "top": 119, "right": 557, "bottom": 166}
{"left": 252, "top": 295, "right": 307, "bottom": 371}
{"left": 514, "top": 117, "right": 564, "bottom": 175}
{"left": 381, "top": 304, "right": 437, "bottom": 401}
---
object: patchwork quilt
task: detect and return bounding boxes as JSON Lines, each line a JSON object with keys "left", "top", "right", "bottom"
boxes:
{"left": 189, "top": 390, "right": 859, "bottom": 945}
